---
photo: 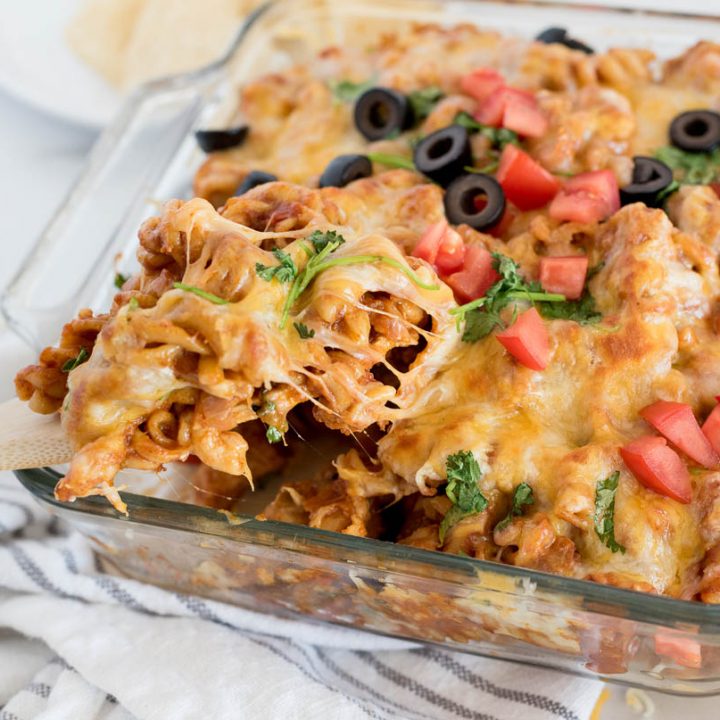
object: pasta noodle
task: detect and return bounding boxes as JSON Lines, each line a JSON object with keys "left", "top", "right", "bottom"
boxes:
{"left": 16, "top": 23, "right": 720, "bottom": 603}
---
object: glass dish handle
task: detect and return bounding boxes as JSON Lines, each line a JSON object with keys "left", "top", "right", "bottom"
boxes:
{"left": 0, "top": 4, "right": 269, "bottom": 352}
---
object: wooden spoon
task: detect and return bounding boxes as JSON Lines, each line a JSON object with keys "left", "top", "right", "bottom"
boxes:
{"left": 0, "top": 398, "right": 72, "bottom": 470}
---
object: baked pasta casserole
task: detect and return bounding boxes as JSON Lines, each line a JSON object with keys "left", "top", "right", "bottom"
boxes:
{"left": 16, "top": 23, "right": 720, "bottom": 606}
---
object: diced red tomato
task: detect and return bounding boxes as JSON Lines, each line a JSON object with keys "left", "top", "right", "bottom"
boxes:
{"left": 460, "top": 68, "right": 504, "bottom": 103}
{"left": 620, "top": 436, "right": 692, "bottom": 504}
{"left": 501, "top": 88, "right": 548, "bottom": 138}
{"left": 445, "top": 244, "right": 499, "bottom": 303}
{"left": 549, "top": 170, "right": 620, "bottom": 224}
{"left": 412, "top": 221, "right": 466, "bottom": 275}
{"left": 486, "top": 206, "right": 517, "bottom": 239}
{"left": 434, "top": 227, "right": 466, "bottom": 275}
{"left": 495, "top": 307, "right": 549, "bottom": 371}
{"left": 496, "top": 145, "right": 560, "bottom": 211}
{"left": 474, "top": 87, "right": 547, "bottom": 137}
{"left": 702, "top": 404, "right": 720, "bottom": 457}
{"left": 655, "top": 632, "right": 702, "bottom": 669}
{"left": 640, "top": 401, "right": 719, "bottom": 468}
{"left": 710, "top": 182, "right": 720, "bottom": 200}
{"left": 474, "top": 86, "right": 506, "bottom": 126}
{"left": 412, "top": 221, "right": 446, "bottom": 265}
{"left": 539, "top": 256, "right": 588, "bottom": 300}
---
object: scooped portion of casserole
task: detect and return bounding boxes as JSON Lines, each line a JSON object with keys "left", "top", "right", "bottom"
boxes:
{"left": 15, "top": 23, "right": 720, "bottom": 602}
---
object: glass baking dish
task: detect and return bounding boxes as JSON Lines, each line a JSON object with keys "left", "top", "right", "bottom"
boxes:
{"left": 5, "top": 0, "right": 720, "bottom": 694}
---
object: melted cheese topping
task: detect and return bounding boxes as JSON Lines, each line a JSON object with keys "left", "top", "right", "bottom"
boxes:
{"left": 15, "top": 24, "right": 720, "bottom": 601}
{"left": 57, "top": 179, "right": 458, "bottom": 510}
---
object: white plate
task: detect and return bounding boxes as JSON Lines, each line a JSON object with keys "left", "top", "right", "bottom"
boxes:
{"left": 0, "top": 0, "right": 122, "bottom": 128}
{"left": 0, "top": 0, "right": 712, "bottom": 130}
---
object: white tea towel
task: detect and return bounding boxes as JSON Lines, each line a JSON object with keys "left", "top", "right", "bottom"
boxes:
{"left": 0, "top": 472, "right": 603, "bottom": 720}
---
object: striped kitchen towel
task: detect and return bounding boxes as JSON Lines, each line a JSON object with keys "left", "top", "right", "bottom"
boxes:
{"left": 0, "top": 472, "right": 603, "bottom": 720}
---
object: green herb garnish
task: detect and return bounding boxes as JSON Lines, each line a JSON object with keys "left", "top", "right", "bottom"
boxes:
{"left": 173, "top": 282, "right": 229, "bottom": 304}
{"left": 450, "top": 254, "right": 565, "bottom": 343}
{"left": 465, "top": 161, "right": 499, "bottom": 175}
{"left": 255, "top": 248, "right": 298, "bottom": 284}
{"left": 408, "top": 86, "right": 444, "bottom": 121}
{"left": 537, "top": 291, "right": 602, "bottom": 325}
{"left": 307, "top": 230, "right": 346, "bottom": 254}
{"left": 438, "top": 451, "right": 488, "bottom": 543}
{"left": 657, "top": 179, "right": 682, "bottom": 202}
{"left": 278, "top": 231, "right": 438, "bottom": 328}
{"left": 454, "top": 111, "right": 519, "bottom": 149}
{"left": 61, "top": 347, "right": 89, "bottom": 373}
{"left": 367, "top": 152, "right": 416, "bottom": 171}
{"left": 495, "top": 483, "right": 534, "bottom": 531}
{"left": 128, "top": 297, "right": 140, "bottom": 311}
{"left": 329, "top": 78, "right": 374, "bottom": 102}
{"left": 594, "top": 471, "right": 625, "bottom": 554}
{"left": 114, "top": 272, "right": 128, "bottom": 289}
{"left": 655, "top": 146, "right": 720, "bottom": 187}
{"left": 294, "top": 322, "right": 315, "bottom": 339}
{"left": 266, "top": 426, "right": 283, "bottom": 444}
{"left": 586, "top": 260, "right": 605, "bottom": 280}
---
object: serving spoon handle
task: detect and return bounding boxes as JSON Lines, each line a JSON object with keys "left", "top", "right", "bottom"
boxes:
{"left": 0, "top": 399, "right": 72, "bottom": 470}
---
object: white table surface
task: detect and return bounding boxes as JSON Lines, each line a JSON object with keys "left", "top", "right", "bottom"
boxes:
{"left": 0, "top": 5, "right": 719, "bottom": 716}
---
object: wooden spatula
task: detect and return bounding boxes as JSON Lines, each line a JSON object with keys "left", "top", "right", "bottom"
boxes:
{"left": 0, "top": 398, "right": 72, "bottom": 470}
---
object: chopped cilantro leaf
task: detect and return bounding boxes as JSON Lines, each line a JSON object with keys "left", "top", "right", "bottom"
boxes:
{"left": 657, "top": 178, "right": 681, "bottom": 202}
{"left": 451, "top": 253, "right": 565, "bottom": 343}
{"left": 594, "top": 471, "right": 626, "bottom": 554}
{"left": 465, "top": 161, "right": 499, "bottom": 175}
{"left": 279, "top": 230, "right": 438, "bottom": 329}
{"left": 438, "top": 451, "right": 488, "bottom": 543}
{"left": 307, "top": 230, "right": 345, "bottom": 254}
{"left": 586, "top": 260, "right": 605, "bottom": 280}
{"left": 367, "top": 152, "right": 416, "bottom": 171}
{"left": 461, "top": 304, "right": 507, "bottom": 342}
{"left": 114, "top": 272, "right": 128, "bottom": 289}
{"left": 454, "top": 112, "right": 519, "bottom": 149}
{"left": 266, "top": 426, "right": 283, "bottom": 444}
{"left": 172, "top": 282, "right": 229, "bottom": 304}
{"left": 329, "top": 78, "right": 375, "bottom": 102}
{"left": 655, "top": 146, "right": 720, "bottom": 187}
{"left": 255, "top": 248, "right": 298, "bottom": 283}
{"left": 495, "top": 482, "right": 534, "bottom": 531}
{"left": 537, "top": 291, "right": 602, "bottom": 325}
{"left": 408, "top": 86, "right": 444, "bottom": 121}
{"left": 294, "top": 322, "right": 315, "bottom": 339}
{"left": 61, "top": 347, "right": 89, "bottom": 373}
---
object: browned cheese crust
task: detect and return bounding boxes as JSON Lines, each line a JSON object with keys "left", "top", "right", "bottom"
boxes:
{"left": 15, "top": 24, "right": 720, "bottom": 601}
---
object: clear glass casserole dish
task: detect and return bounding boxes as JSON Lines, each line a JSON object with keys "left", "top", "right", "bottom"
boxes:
{"left": 5, "top": 0, "right": 720, "bottom": 694}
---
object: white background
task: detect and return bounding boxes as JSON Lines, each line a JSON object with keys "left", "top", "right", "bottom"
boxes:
{"left": 0, "top": 0, "right": 718, "bottom": 717}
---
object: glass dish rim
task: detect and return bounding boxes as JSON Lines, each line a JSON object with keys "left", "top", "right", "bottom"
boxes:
{"left": 16, "top": 466, "right": 720, "bottom": 629}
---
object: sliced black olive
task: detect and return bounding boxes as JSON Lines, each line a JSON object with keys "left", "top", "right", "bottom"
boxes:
{"left": 195, "top": 125, "right": 249, "bottom": 153}
{"left": 413, "top": 125, "right": 472, "bottom": 187}
{"left": 535, "top": 27, "right": 567, "bottom": 43}
{"left": 444, "top": 174, "right": 505, "bottom": 231}
{"left": 619, "top": 157, "right": 674, "bottom": 208}
{"left": 669, "top": 110, "right": 720, "bottom": 153}
{"left": 319, "top": 154, "right": 372, "bottom": 188}
{"left": 535, "top": 27, "right": 594, "bottom": 55}
{"left": 236, "top": 170, "right": 278, "bottom": 195}
{"left": 354, "top": 87, "right": 413, "bottom": 141}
